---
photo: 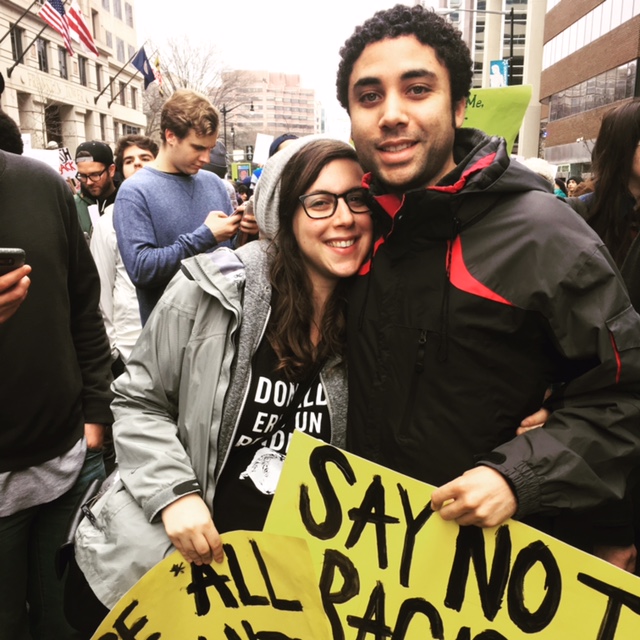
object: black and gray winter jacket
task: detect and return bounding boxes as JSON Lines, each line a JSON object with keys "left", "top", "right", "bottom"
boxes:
{"left": 346, "top": 129, "right": 640, "bottom": 529}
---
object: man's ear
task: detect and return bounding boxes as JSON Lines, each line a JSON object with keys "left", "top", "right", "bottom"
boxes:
{"left": 165, "top": 129, "right": 177, "bottom": 146}
{"left": 108, "top": 164, "right": 116, "bottom": 178}
{"left": 454, "top": 97, "right": 467, "bottom": 128}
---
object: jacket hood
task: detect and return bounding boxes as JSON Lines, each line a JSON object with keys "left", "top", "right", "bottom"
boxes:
{"left": 180, "top": 241, "right": 271, "bottom": 305}
{"left": 448, "top": 128, "right": 553, "bottom": 197}
{"left": 253, "top": 134, "right": 332, "bottom": 240}
{"left": 363, "top": 128, "right": 554, "bottom": 244}
{"left": 366, "top": 128, "right": 553, "bottom": 202}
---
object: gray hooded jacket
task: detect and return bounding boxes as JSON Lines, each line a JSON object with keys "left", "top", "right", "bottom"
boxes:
{"left": 75, "top": 135, "right": 348, "bottom": 608}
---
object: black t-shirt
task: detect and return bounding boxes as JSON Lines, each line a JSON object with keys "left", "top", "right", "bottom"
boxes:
{"left": 213, "top": 337, "right": 331, "bottom": 533}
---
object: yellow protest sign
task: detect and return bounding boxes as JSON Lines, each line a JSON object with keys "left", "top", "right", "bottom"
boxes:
{"left": 464, "top": 85, "right": 532, "bottom": 154}
{"left": 265, "top": 431, "right": 640, "bottom": 639}
{"left": 90, "top": 530, "right": 332, "bottom": 639}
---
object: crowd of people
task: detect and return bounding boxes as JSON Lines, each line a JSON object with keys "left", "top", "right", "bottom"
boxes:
{"left": 2, "top": 3, "right": 640, "bottom": 639}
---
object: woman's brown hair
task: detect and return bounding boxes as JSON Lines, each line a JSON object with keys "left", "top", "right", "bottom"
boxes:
{"left": 267, "top": 139, "right": 362, "bottom": 380}
{"left": 589, "top": 99, "right": 640, "bottom": 266}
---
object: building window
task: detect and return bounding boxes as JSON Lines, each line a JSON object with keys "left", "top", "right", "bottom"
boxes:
{"left": 116, "top": 37, "right": 125, "bottom": 63}
{"left": 119, "top": 81, "right": 127, "bottom": 106}
{"left": 125, "top": 2, "right": 134, "bottom": 27}
{"left": 102, "top": 0, "right": 110, "bottom": 9}
{"left": 105, "top": 30, "right": 112, "bottom": 48}
{"left": 58, "top": 46, "right": 68, "bottom": 79}
{"left": 91, "top": 10, "right": 99, "bottom": 40}
{"left": 543, "top": 0, "right": 640, "bottom": 70}
{"left": 130, "top": 86, "right": 137, "bottom": 109}
{"left": 128, "top": 44, "right": 135, "bottom": 60}
{"left": 78, "top": 56, "right": 88, "bottom": 86}
{"left": 548, "top": 61, "right": 637, "bottom": 122}
{"left": 10, "top": 24, "right": 24, "bottom": 63}
{"left": 100, "top": 113, "right": 107, "bottom": 140}
{"left": 37, "top": 38, "right": 49, "bottom": 73}
{"left": 123, "top": 124, "right": 140, "bottom": 135}
{"left": 96, "top": 63, "right": 102, "bottom": 91}
{"left": 114, "top": 0, "right": 122, "bottom": 20}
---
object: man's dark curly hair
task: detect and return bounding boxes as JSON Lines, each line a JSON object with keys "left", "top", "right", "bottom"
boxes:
{"left": 336, "top": 4, "right": 473, "bottom": 111}
{"left": 0, "top": 110, "right": 24, "bottom": 155}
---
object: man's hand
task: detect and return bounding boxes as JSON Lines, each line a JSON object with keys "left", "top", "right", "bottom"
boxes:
{"left": 204, "top": 211, "right": 242, "bottom": 243}
{"left": 516, "top": 407, "right": 550, "bottom": 436}
{"left": 161, "top": 493, "right": 224, "bottom": 565}
{"left": 594, "top": 544, "right": 637, "bottom": 573}
{"left": 431, "top": 466, "right": 518, "bottom": 527}
{"left": 84, "top": 423, "right": 105, "bottom": 450}
{"left": 239, "top": 209, "right": 259, "bottom": 237}
{"left": 0, "top": 265, "right": 31, "bottom": 324}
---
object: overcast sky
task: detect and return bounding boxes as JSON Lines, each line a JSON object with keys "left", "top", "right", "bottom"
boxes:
{"left": 134, "top": 0, "right": 438, "bottom": 134}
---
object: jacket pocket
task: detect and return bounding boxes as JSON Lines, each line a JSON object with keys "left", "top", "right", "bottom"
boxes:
{"left": 74, "top": 477, "right": 174, "bottom": 609}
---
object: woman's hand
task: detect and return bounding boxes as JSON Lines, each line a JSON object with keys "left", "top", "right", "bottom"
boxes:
{"left": 161, "top": 493, "right": 224, "bottom": 565}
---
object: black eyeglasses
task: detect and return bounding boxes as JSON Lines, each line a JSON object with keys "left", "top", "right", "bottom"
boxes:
{"left": 298, "top": 188, "right": 371, "bottom": 219}
{"left": 75, "top": 168, "right": 107, "bottom": 183}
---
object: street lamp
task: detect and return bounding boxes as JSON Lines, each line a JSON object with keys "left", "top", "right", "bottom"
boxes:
{"left": 435, "top": 6, "right": 515, "bottom": 85}
{"left": 220, "top": 101, "right": 254, "bottom": 151}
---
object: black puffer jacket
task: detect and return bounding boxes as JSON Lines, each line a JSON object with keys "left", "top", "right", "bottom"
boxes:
{"left": 347, "top": 129, "right": 640, "bottom": 525}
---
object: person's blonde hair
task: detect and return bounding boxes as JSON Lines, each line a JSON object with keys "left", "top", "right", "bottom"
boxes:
{"left": 160, "top": 89, "right": 219, "bottom": 142}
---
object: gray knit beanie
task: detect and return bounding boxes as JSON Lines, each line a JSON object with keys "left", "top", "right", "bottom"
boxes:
{"left": 254, "top": 134, "right": 331, "bottom": 240}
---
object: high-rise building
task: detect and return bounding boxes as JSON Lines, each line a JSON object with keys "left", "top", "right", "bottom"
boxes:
{"left": 540, "top": 0, "right": 640, "bottom": 177}
{"left": 423, "top": 0, "right": 528, "bottom": 89}
{"left": 221, "top": 69, "right": 319, "bottom": 153}
{"left": 0, "top": 0, "right": 146, "bottom": 150}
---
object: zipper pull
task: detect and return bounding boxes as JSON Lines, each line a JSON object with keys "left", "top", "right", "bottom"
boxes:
{"left": 416, "top": 330, "right": 427, "bottom": 373}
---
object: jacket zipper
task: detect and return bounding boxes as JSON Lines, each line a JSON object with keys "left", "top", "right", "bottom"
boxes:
{"left": 398, "top": 330, "right": 427, "bottom": 439}
{"left": 215, "top": 303, "right": 272, "bottom": 484}
{"left": 182, "top": 255, "right": 249, "bottom": 492}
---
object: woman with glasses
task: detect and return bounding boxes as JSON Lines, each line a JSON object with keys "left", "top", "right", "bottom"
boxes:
{"left": 74, "top": 136, "right": 373, "bottom": 617}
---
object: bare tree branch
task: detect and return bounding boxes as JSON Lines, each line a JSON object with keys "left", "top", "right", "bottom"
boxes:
{"left": 142, "top": 39, "right": 255, "bottom": 148}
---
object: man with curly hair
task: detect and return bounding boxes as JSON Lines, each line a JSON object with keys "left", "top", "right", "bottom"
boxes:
{"left": 338, "top": 3, "right": 640, "bottom": 564}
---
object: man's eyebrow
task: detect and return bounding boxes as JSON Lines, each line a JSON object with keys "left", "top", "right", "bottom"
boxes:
{"left": 352, "top": 76, "right": 382, "bottom": 90}
{"left": 401, "top": 68, "right": 438, "bottom": 82}
{"left": 352, "top": 68, "right": 438, "bottom": 90}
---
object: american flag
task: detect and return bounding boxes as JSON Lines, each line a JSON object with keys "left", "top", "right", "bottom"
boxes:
{"left": 38, "top": 0, "right": 74, "bottom": 56}
{"left": 67, "top": 0, "right": 99, "bottom": 57}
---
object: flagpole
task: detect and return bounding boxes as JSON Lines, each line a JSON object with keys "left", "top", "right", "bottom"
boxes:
{"left": 0, "top": 0, "right": 41, "bottom": 47}
{"left": 108, "top": 48, "right": 158, "bottom": 107}
{"left": 6, "top": 25, "right": 47, "bottom": 78}
{"left": 94, "top": 43, "right": 146, "bottom": 105}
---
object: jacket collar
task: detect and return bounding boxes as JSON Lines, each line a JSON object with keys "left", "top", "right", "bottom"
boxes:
{"left": 357, "top": 130, "right": 507, "bottom": 274}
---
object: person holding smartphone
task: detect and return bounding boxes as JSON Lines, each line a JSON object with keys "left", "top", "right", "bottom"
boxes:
{"left": 0, "top": 260, "right": 31, "bottom": 324}
{"left": 0, "top": 146, "right": 113, "bottom": 640}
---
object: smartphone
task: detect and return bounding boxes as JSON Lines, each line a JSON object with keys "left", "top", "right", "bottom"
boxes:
{"left": 0, "top": 248, "right": 26, "bottom": 276}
